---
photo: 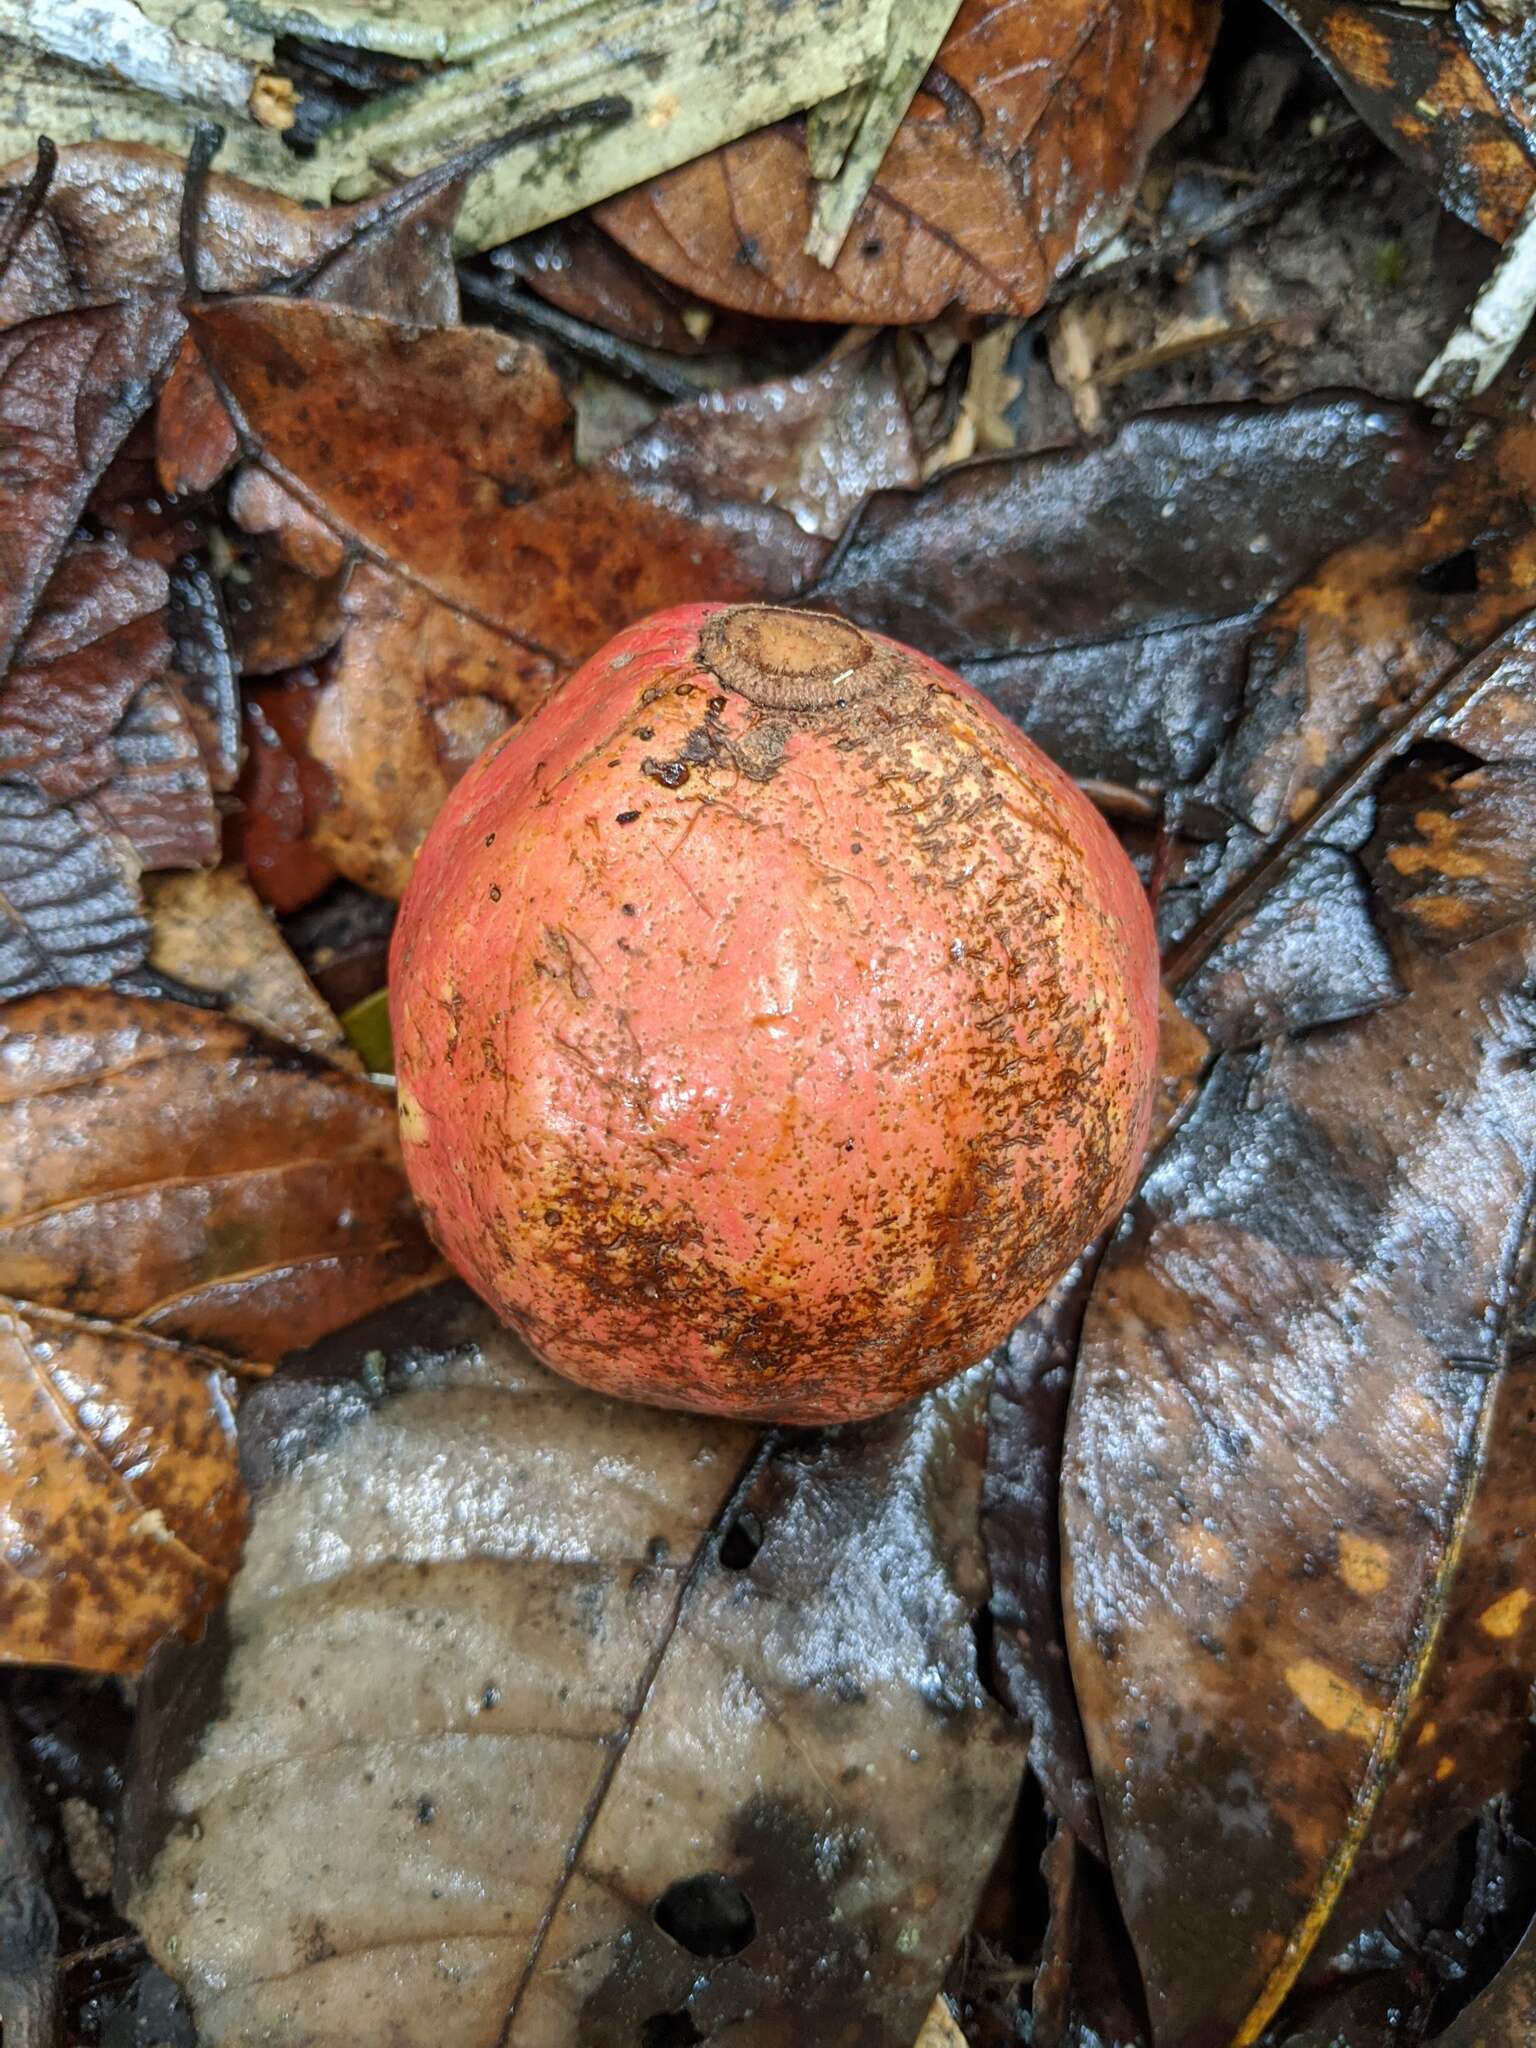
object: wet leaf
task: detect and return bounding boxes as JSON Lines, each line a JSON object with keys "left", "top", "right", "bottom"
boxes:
{"left": 1269, "top": 0, "right": 1536, "bottom": 242}
{"left": 490, "top": 218, "right": 714, "bottom": 354}
{"left": 813, "top": 394, "right": 1437, "bottom": 795}
{"left": 0, "top": 140, "right": 457, "bottom": 324}
{"left": 190, "top": 297, "right": 825, "bottom": 666}
{"left": 1, "top": 535, "right": 219, "bottom": 872}
{"left": 0, "top": 778, "right": 147, "bottom": 1002}
{"left": 192, "top": 298, "right": 838, "bottom": 892}
{"left": 596, "top": 0, "right": 1218, "bottom": 323}
{"left": 122, "top": 1286, "right": 1024, "bottom": 2048}
{"left": 0, "top": 296, "right": 183, "bottom": 672}
{"left": 225, "top": 673, "right": 341, "bottom": 915}
{"left": 225, "top": 547, "right": 351, "bottom": 678}
{"left": 167, "top": 558, "right": 241, "bottom": 796}
{"left": 0, "top": 1297, "right": 247, "bottom": 1674}
{"left": 1438, "top": 1908, "right": 1536, "bottom": 2047}
{"left": 606, "top": 342, "right": 921, "bottom": 542}
{"left": 0, "top": 989, "right": 440, "bottom": 1356}
{"left": 303, "top": 561, "right": 548, "bottom": 898}
{"left": 1059, "top": 615, "right": 1536, "bottom": 2046}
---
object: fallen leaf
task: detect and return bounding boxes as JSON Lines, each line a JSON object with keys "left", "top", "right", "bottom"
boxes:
{"left": 0, "top": 990, "right": 440, "bottom": 1355}
{"left": 167, "top": 557, "right": 241, "bottom": 794}
{"left": 0, "top": 778, "right": 147, "bottom": 1001}
{"left": 0, "top": 1297, "right": 247, "bottom": 1674}
{"left": 606, "top": 341, "right": 921, "bottom": 541}
{"left": 1, "top": 535, "right": 219, "bottom": 872}
{"left": 596, "top": 0, "right": 1219, "bottom": 322}
{"left": 122, "top": 1287, "right": 1025, "bottom": 2048}
{"left": 1059, "top": 615, "right": 1536, "bottom": 2046}
{"left": 0, "top": 140, "right": 459, "bottom": 322}
{"left": 304, "top": 561, "right": 548, "bottom": 897}
{"left": 490, "top": 217, "right": 715, "bottom": 353}
{"left": 0, "top": 296, "right": 183, "bottom": 672}
{"left": 225, "top": 672, "right": 341, "bottom": 915}
{"left": 1269, "top": 0, "right": 1535, "bottom": 242}
{"left": 225, "top": 547, "right": 351, "bottom": 678}
{"left": 191, "top": 298, "right": 825, "bottom": 665}
{"left": 157, "top": 143, "right": 467, "bottom": 497}
{"left": 813, "top": 393, "right": 1438, "bottom": 794}
{"left": 1437, "top": 1906, "right": 1536, "bottom": 2047}
{"left": 983, "top": 1255, "right": 1107, "bottom": 1857}
{"left": 144, "top": 866, "right": 360, "bottom": 1071}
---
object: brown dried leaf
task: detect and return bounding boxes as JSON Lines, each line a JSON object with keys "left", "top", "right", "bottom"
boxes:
{"left": 0, "top": 990, "right": 440, "bottom": 1356}
{"left": 225, "top": 674, "right": 341, "bottom": 915}
{"left": 0, "top": 1297, "right": 246, "bottom": 1674}
{"left": 144, "top": 866, "right": 359, "bottom": 1072}
{"left": 0, "top": 297, "right": 184, "bottom": 672}
{"left": 1270, "top": 0, "right": 1535, "bottom": 241}
{"left": 191, "top": 298, "right": 825, "bottom": 665}
{"left": 0, "top": 535, "right": 218, "bottom": 872}
{"left": 306, "top": 563, "right": 541, "bottom": 898}
{"left": 122, "top": 1287, "right": 1024, "bottom": 2048}
{"left": 1060, "top": 616, "right": 1536, "bottom": 2046}
{"left": 168, "top": 558, "right": 242, "bottom": 795}
{"left": 0, "top": 141, "right": 455, "bottom": 325}
{"left": 1437, "top": 1907, "right": 1536, "bottom": 2046}
{"left": 595, "top": 0, "right": 1218, "bottom": 323}
{"left": 227, "top": 546, "right": 352, "bottom": 678}
{"left": 491, "top": 218, "right": 714, "bottom": 353}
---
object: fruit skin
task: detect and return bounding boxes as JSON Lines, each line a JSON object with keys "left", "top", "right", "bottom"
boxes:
{"left": 390, "top": 603, "right": 1158, "bottom": 1424}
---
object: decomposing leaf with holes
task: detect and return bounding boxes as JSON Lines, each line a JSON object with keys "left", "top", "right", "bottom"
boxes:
{"left": 596, "top": 0, "right": 1217, "bottom": 323}
{"left": 1268, "top": 0, "right": 1536, "bottom": 242}
{"left": 121, "top": 1286, "right": 1024, "bottom": 2048}
{"left": 0, "top": 990, "right": 439, "bottom": 1355}
{"left": 0, "top": 1297, "right": 248, "bottom": 1674}
{"left": 1058, "top": 613, "right": 1536, "bottom": 2048}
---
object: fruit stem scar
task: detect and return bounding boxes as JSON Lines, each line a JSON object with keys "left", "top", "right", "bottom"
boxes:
{"left": 700, "top": 605, "right": 891, "bottom": 713}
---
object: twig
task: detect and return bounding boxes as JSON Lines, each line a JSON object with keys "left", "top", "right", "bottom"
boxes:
{"left": 1163, "top": 609, "right": 1536, "bottom": 989}
{"left": 0, "top": 1705, "right": 59, "bottom": 2048}
{"left": 178, "top": 120, "right": 225, "bottom": 303}
{"left": 458, "top": 268, "right": 709, "bottom": 401}
{"left": 0, "top": 137, "right": 56, "bottom": 288}
{"left": 1417, "top": 187, "right": 1536, "bottom": 405}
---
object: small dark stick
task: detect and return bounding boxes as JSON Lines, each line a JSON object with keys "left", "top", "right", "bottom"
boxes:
{"left": 0, "top": 1704, "right": 59, "bottom": 2048}
{"left": 0, "top": 138, "right": 58, "bottom": 290}
{"left": 178, "top": 120, "right": 227, "bottom": 302}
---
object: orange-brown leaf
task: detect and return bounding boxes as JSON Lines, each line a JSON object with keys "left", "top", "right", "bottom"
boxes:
{"left": 0, "top": 991, "right": 440, "bottom": 1356}
{"left": 595, "top": 0, "right": 1219, "bottom": 323}
{"left": 0, "top": 1297, "right": 246, "bottom": 1673}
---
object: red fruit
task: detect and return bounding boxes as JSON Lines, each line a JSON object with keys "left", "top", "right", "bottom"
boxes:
{"left": 391, "top": 604, "right": 1158, "bottom": 1424}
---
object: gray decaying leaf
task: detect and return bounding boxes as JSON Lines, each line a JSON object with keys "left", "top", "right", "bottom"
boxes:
{"left": 0, "top": 776, "right": 146, "bottom": 1000}
{"left": 121, "top": 1288, "right": 1025, "bottom": 2048}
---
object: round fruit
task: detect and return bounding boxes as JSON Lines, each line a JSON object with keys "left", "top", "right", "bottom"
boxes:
{"left": 390, "top": 603, "right": 1159, "bottom": 1424}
